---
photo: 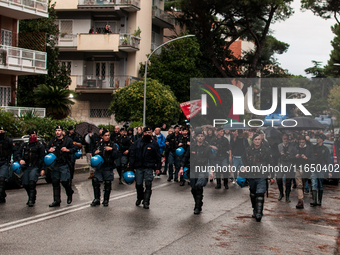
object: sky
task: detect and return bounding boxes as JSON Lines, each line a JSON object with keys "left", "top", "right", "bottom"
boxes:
{"left": 271, "top": 0, "right": 336, "bottom": 77}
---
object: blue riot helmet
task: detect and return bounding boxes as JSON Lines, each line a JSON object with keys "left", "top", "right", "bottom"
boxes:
{"left": 236, "top": 176, "right": 247, "bottom": 188}
{"left": 90, "top": 155, "right": 104, "bottom": 169}
{"left": 123, "top": 171, "right": 135, "bottom": 185}
{"left": 211, "top": 147, "right": 218, "bottom": 156}
{"left": 44, "top": 153, "right": 57, "bottom": 167}
{"left": 176, "top": 147, "right": 185, "bottom": 157}
{"left": 183, "top": 167, "right": 189, "bottom": 180}
{"left": 12, "top": 162, "right": 22, "bottom": 174}
{"left": 74, "top": 149, "right": 82, "bottom": 159}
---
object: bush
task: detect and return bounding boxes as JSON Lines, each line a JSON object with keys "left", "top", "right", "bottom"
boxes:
{"left": 130, "top": 121, "right": 143, "bottom": 128}
{"left": 0, "top": 109, "right": 79, "bottom": 140}
{"left": 98, "top": 124, "right": 115, "bottom": 133}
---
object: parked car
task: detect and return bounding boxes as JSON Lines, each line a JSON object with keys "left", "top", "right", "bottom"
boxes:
{"left": 8, "top": 136, "right": 51, "bottom": 188}
{"left": 310, "top": 138, "right": 339, "bottom": 185}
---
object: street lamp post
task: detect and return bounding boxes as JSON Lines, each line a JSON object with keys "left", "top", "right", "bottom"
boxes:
{"left": 143, "top": 34, "right": 195, "bottom": 127}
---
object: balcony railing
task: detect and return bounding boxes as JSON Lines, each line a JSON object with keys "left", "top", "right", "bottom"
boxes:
{"left": 56, "top": 33, "right": 140, "bottom": 51}
{"left": 0, "top": 45, "right": 47, "bottom": 71}
{"left": 152, "top": 6, "right": 175, "bottom": 27}
{"left": 1, "top": 106, "right": 46, "bottom": 117}
{"left": 78, "top": 0, "right": 140, "bottom": 9}
{"left": 0, "top": 0, "right": 48, "bottom": 13}
{"left": 57, "top": 34, "right": 77, "bottom": 47}
{"left": 119, "top": 33, "right": 140, "bottom": 49}
{"left": 76, "top": 75, "right": 139, "bottom": 90}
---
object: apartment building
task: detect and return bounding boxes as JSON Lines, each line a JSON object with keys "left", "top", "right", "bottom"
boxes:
{"left": 53, "top": 0, "right": 175, "bottom": 125}
{"left": 0, "top": 0, "right": 48, "bottom": 106}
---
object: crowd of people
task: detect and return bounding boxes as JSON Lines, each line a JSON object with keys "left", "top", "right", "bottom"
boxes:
{"left": 0, "top": 123, "right": 338, "bottom": 222}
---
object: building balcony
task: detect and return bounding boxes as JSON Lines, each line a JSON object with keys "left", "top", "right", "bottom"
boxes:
{"left": 0, "top": 45, "right": 47, "bottom": 75}
{"left": 152, "top": 6, "right": 175, "bottom": 28}
{"left": 2, "top": 106, "right": 46, "bottom": 117}
{"left": 57, "top": 33, "right": 140, "bottom": 52}
{"left": 73, "top": 75, "right": 139, "bottom": 93}
{"left": 0, "top": 0, "right": 48, "bottom": 19}
{"left": 77, "top": 0, "right": 140, "bottom": 12}
{"left": 119, "top": 33, "right": 140, "bottom": 52}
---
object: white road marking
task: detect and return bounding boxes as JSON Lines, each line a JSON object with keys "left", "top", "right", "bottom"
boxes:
{"left": 0, "top": 182, "right": 170, "bottom": 233}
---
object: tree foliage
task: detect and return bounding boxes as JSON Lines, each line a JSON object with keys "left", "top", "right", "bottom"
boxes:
{"left": 17, "top": 2, "right": 71, "bottom": 107}
{"left": 324, "top": 24, "right": 340, "bottom": 77}
{"left": 139, "top": 35, "right": 203, "bottom": 103}
{"left": 169, "top": 0, "right": 293, "bottom": 93}
{"left": 34, "top": 84, "right": 75, "bottom": 119}
{"left": 301, "top": 0, "right": 340, "bottom": 24}
{"left": 109, "top": 79, "right": 181, "bottom": 127}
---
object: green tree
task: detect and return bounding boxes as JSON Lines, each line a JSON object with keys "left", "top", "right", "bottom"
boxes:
{"left": 139, "top": 34, "right": 203, "bottom": 103}
{"left": 171, "top": 0, "right": 293, "bottom": 93}
{"left": 109, "top": 79, "right": 181, "bottom": 127}
{"left": 324, "top": 24, "right": 340, "bottom": 77}
{"left": 301, "top": 0, "right": 340, "bottom": 24}
{"left": 34, "top": 84, "right": 75, "bottom": 119}
{"left": 17, "top": 2, "right": 71, "bottom": 107}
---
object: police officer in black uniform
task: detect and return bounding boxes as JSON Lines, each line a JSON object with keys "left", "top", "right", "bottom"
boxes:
{"left": 166, "top": 125, "right": 182, "bottom": 182}
{"left": 178, "top": 127, "right": 190, "bottom": 186}
{"left": 211, "top": 127, "right": 232, "bottom": 189}
{"left": 0, "top": 126, "right": 17, "bottom": 203}
{"left": 242, "top": 134, "right": 275, "bottom": 222}
{"left": 129, "top": 127, "right": 161, "bottom": 209}
{"left": 91, "top": 128, "right": 119, "bottom": 207}
{"left": 17, "top": 130, "right": 45, "bottom": 207}
{"left": 179, "top": 128, "right": 211, "bottom": 215}
{"left": 47, "top": 125, "right": 78, "bottom": 207}
{"left": 115, "top": 128, "right": 131, "bottom": 184}
{"left": 67, "top": 126, "right": 82, "bottom": 181}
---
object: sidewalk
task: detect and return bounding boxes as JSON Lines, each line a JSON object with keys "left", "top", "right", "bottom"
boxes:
{"left": 74, "top": 157, "right": 90, "bottom": 174}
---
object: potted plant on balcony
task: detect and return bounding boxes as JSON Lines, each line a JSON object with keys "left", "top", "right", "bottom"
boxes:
{"left": 121, "top": 34, "right": 130, "bottom": 46}
{"left": 133, "top": 27, "right": 141, "bottom": 37}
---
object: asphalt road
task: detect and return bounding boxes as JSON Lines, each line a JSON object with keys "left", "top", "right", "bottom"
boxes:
{"left": 1, "top": 172, "right": 339, "bottom": 255}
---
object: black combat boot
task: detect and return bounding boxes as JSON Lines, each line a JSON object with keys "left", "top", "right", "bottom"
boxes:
{"left": 24, "top": 185, "right": 30, "bottom": 205}
{"left": 135, "top": 184, "right": 144, "bottom": 206}
{"left": 28, "top": 181, "right": 36, "bottom": 207}
{"left": 143, "top": 181, "right": 152, "bottom": 209}
{"left": 250, "top": 193, "right": 256, "bottom": 218}
{"left": 277, "top": 181, "right": 284, "bottom": 201}
{"left": 310, "top": 190, "right": 318, "bottom": 207}
{"left": 117, "top": 167, "right": 123, "bottom": 184}
{"left": 179, "top": 175, "right": 185, "bottom": 186}
{"left": 194, "top": 187, "right": 203, "bottom": 215}
{"left": 223, "top": 178, "right": 229, "bottom": 189}
{"left": 90, "top": 178, "right": 101, "bottom": 206}
{"left": 102, "top": 181, "right": 111, "bottom": 207}
{"left": 49, "top": 178, "right": 61, "bottom": 207}
{"left": 215, "top": 178, "right": 221, "bottom": 189}
{"left": 62, "top": 180, "right": 74, "bottom": 205}
{"left": 317, "top": 190, "right": 323, "bottom": 206}
{"left": 0, "top": 176, "right": 6, "bottom": 203}
{"left": 255, "top": 193, "right": 265, "bottom": 222}
{"left": 191, "top": 189, "right": 197, "bottom": 210}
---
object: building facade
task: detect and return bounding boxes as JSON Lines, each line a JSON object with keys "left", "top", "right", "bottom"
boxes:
{"left": 54, "top": 0, "right": 175, "bottom": 125}
{"left": 0, "top": 0, "right": 48, "bottom": 106}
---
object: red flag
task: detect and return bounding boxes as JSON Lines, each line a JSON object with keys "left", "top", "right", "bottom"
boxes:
{"left": 227, "top": 105, "right": 240, "bottom": 121}
{"left": 180, "top": 100, "right": 204, "bottom": 119}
